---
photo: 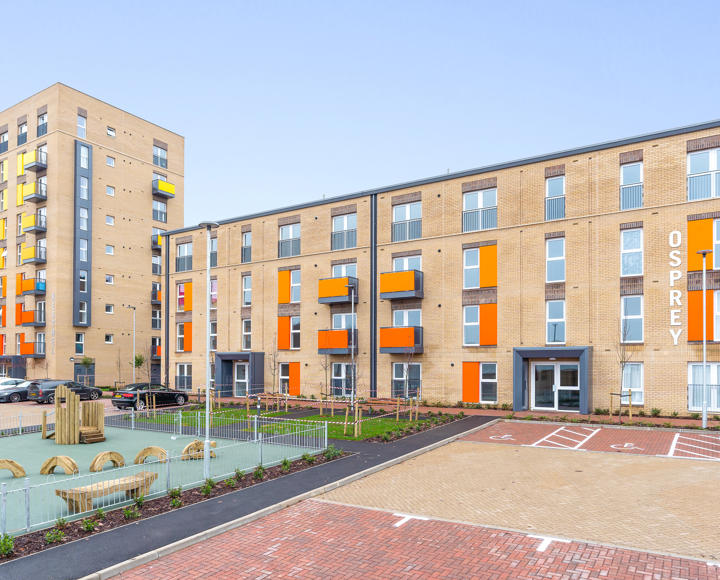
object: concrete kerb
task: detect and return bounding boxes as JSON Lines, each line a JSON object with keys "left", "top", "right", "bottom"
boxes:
{"left": 80, "top": 417, "right": 500, "bottom": 580}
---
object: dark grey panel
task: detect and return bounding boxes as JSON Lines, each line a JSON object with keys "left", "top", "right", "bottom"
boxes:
{"left": 72, "top": 141, "right": 92, "bottom": 326}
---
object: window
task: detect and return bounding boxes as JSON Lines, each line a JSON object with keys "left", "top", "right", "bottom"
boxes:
{"left": 546, "top": 238, "right": 565, "bottom": 283}
{"left": 393, "top": 255, "right": 421, "bottom": 272}
{"left": 242, "top": 275, "right": 251, "bottom": 305}
{"left": 80, "top": 145, "right": 89, "bottom": 169}
{"left": 392, "top": 202, "right": 422, "bottom": 242}
{"left": 177, "top": 283, "right": 185, "bottom": 311}
{"left": 152, "top": 199, "right": 167, "bottom": 223}
{"left": 714, "top": 219, "right": 720, "bottom": 270}
{"left": 105, "top": 274, "right": 114, "bottom": 285}
{"left": 105, "top": 334, "right": 114, "bottom": 344}
{"left": 0, "top": 131, "right": 7, "bottom": 153}
{"left": 210, "top": 321, "right": 217, "bottom": 351}
{"left": 392, "top": 362, "right": 421, "bottom": 398}
{"left": 463, "top": 248, "right": 479, "bottom": 289}
{"left": 621, "top": 295, "right": 643, "bottom": 343}
{"left": 463, "top": 305, "right": 479, "bottom": 345}
{"left": 77, "top": 115, "right": 86, "bottom": 138}
{"left": 75, "top": 333, "right": 84, "bottom": 354}
{"left": 35, "top": 333, "right": 45, "bottom": 354}
{"left": 716, "top": 291, "right": 720, "bottom": 342}
{"left": 105, "top": 304, "right": 114, "bottom": 314}
{"left": 278, "top": 223, "right": 300, "bottom": 257}
{"left": 78, "top": 301, "right": 88, "bottom": 324}
{"left": 16, "top": 214, "right": 22, "bottom": 236}
{"left": 176, "top": 323, "right": 185, "bottom": 351}
{"left": 17, "top": 123, "right": 27, "bottom": 146}
{"left": 331, "top": 363, "right": 355, "bottom": 397}
{"left": 210, "top": 279, "right": 218, "bottom": 310}
{"left": 106, "top": 215, "right": 114, "bottom": 226}
{"left": 241, "top": 231, "right": 252, "bottom": 263}
{"left": 37, "top": 113, "right": 47, "bottom": 137}
{"left": 620, "top": 162, "right": 643, "bottom": 210}
{"left": 242, "top": 319, "right": 251, "bottom": 350}
{"left": 290, "top": 316, "right": 300, "bottom": 349}
{"left": 480, "top": 363, "right": 498, "bottom": 403}
{"left": 621, "top": 228, "right": 643, "bottom": 276}
{"left": 15, "top": 334, "right": 21, "bottom": 355}
{"left": 153, "top": 145, "right": 168, "bottom": 168}
{"left": 105, "top": 245, "right": 114, "bottom": 255}
{"left": 546, "top": 300, "right": 566, "bottom": 344}
{"left": 279, "top": 363, "right": 290, "bottom": 394}
{"left": 545, "top": 175, "right": 565, "bottom": 221}
{"left": 151, "top": 309, "right": 161, "bottom": 330}
{"left": 106, "top": 156, "right": 115, "bottom": 167}
{"left": 290, "top": 269, "right": 301, "bottom": 303}
{"left": 622, "top": 362, "right": 644, "bottom": 405}
{"left": 463, "top": 188, "right": 497, "bottom": 231}
{"left": 688, "top": 149, "right": 720, "bottom": 200}
{"left": 688, "top": 363, "right": 720, "bottom": 412}
{"left": 176, "top": 363, "right": 192, "bottom": 390}
{"left": 176, "top": 242, "right": 192, "bottom": 272}
{"left": 210, "top": 237, "right": 217, "bottom": 267}
{"left": 332, "top": 312, "right": 357, "bottom": 330}
{"left": 79, "top": 207, "right": 89, "bottom": 231}
{"left": 36, "top": 301, "right": 45, "bottom": 323}
{"left": 79, "top": 270, "right": 88, "bottom": 293}
{"left": 15, "top": 244, "right": 21, "bottom": 266}
{"left": 79, "top": 239, "right": 88, "bottom": 261}
{"left": 106, "top": 185, "right": 115, "bottom": 197}
{"left": 331, "top": 213, "right": 357, "bottom": 250}
{"left": 106, "top": 126, "right": 115, "bottom": 137}
{"left": 151, "top": 255, "right": 161, "bottom": 275}
{"left": 394, "top": 309, "right": 421, "bottom": 328}
{"left": 332, "top": 262, "right": 357, "bottom": 278}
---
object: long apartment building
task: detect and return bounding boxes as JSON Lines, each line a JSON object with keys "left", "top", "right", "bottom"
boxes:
{"left": 164, "top": 119, "right": 720, "bottom": 415}
{"left": 0, "top": 84, "right": 183, "bottom": 385}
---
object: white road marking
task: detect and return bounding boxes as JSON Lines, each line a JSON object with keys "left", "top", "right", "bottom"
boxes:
{"left": 392, "top": 513, "right": 428, "bottom": 527}
{"left": 669, "top": 433, "right": 720, "bottom": 460}
{"left": 531, "top": 426, "right": 600, "bottom": 450}
{"left": 528, "top": 535, "right": 570, "bottom": 552}
{"left": 610, "top": 442, "right": 644, "bottom": 451}
{"left": 667, "top": 433, "right": 680, "bottom": 457}
{"left": 489, "top": 434, "right": 514, "bottom": 441}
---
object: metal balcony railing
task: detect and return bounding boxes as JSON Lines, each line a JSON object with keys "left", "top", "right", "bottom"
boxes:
{"left": 620, "top": 185, "right": 643, "bottom": 210}
{"left": 278, "top": 238, "right": 300, "bottom": 258}
{"left": 151, "top": 317, "right": 161, "bottom": 330}
{"left": 392, "top": 219, "right": 422, "bottom": 242}
{"left": 545, "top": 196, "right": 565, "bottom": 221}
{"left": 462, "top": 207, "right": 497, "bottom": 232}
{"left": 331, "top": 229, "right": 357, "bottom": 250}
{"left": 152, "top": 263, "right": 162, "bottom": 275}
{"left": 687, "top": 172, "right": 719, "bottom": 200}
{"left": 152, "top": 209, "right": 167, "bottom": 222}
{"left": 392, "top": 379, "right": 421, "bottom": 399}
{"left": 175, "top": 255, "right": 192, "bottom": 272}
{"left": 688, "top": 383, "right": 720, "bottom": 412}
{"left": 176, "top": 375, "right": 192, "bottom": 390}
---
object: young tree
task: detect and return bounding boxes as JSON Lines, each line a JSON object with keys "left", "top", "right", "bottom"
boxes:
{"left": 266, "top": 334, "right": 280, "bottom": 396}
{"left": 615, "top": 320, "right": 634, "bottom": 421}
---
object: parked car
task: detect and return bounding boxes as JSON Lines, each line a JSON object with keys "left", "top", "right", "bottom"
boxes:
{"left": 27, "top": 380, "right": 102, "bottom": 404}
{"left": 0, "top": 378, "right": 26, "bottom": 388}
{"left": 0, "top": 380, "right": 32, "bottom": 403}
{"left": 112, "top": 383, "right": 187, "bottom": 410}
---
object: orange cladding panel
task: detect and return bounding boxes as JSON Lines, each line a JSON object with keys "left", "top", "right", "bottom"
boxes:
{"left": 278, "top": 270, "right": 291, "bottom": 304}
{"left": 479, "top": 244, "right": 497, "bottom": 288}
{"left": 479, "top": 303, "right": 497, "bottom": 346}
{"left": 20, "top": 341, "right": 33, "bottom": 356}
{"left": 318, "top": 330, "right": 349, "bottom": 349}
{"left": 687, "top": 219, "right": 713, "bottom": 272}
{"left": 158, "top": 289, "right": 162, "bottom": 302}
{"left": 184, "top": 282, "right": 193, "bottom": 312}
{"left": 379, "top": 327, "right": 414, "bottom": 348}
{"left": 21, "top": 278, "right": 33, "bottom": 293}
{"left": 380, "top": 271, "right": 415, "bottom": 294}
{"left": 688, "top": 290, "right": 714, "bottom": 342}
{"left": 1, "top": 306, "right": 5, "bottom": 327}
{"left": 318, "top": 277, "right": 349, "bottom": 299}
{"left": 15, "top": 274, "right": 22, "bottom": 296}
{"left": 14, "top": 303, "right": 21, "bottom": 324}
{"left": 21, "top": 310, "right": 33, "bottom": 324}
{"left": 277, "top": 316, "right": 291, "bottom": 350}
{"left": 289, "top": 362, "right": 301, "bottom": 396}
{"left": 1, "top": 276, "right": 6, "bottom": 298}
{"left": 184, "top": 322, "right": 193, "bottom": 352}
{"left": 462, "top": 362, "right": 480, "bottom": 403}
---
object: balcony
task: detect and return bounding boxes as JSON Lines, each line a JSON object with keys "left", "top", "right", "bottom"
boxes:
{"left": 175, "top": 255, "right": 192, "bottom": 272}
{"left": 24, "top": 181, "right": 47, "bottom": 203}
{"left": 22, "top": 245, "right": 47, "bottom": 264}
{"left": 620, "top": 185, "right": 643, "bottom": 211}
{"left": 379, "top": 270, "right": 423, "bottom": 300}
{"left": 21, "top": 309, "right": 45, "bottom": 327}
{"left": 151, "top": 288, "right": 162, "bottom": 305}
{"left": 318, "top": 329, "right": 358, "bottom": 355}
{"left": 462, "top": 207, "right": 497, "bottom": 232}
{"left": 22, "top": 213, "right": 47, "bottom": 233}
{"left": 278, "top": 238, "right": 300, "bottom": 258}
{"left": 545, "top": 196, "right": 565, "bottom": 221}
{"left": 318, "top": 276, "right": 358, "bottom": 304}
{"left": 21, "top": 277, "right": 46, "bottom": 295}
{"left": 175, "top": 376, "right": 192, "bottom": 390}
{"left": 152, "top": 178, "right": 175, "bottom": 199}
{"left": 21, "top": 341, "right": 45, "bottom": 358}
{"left": 379, "top": 326, "right": 423, "bottom": 354}
{"left": 391, "top": 219, "right": 422, "bottom": 242}
{"left": 151, "top": 345, "right": 161, "bottom": 360}
{"left": 331, "top": 229, "right": 357, "bottom": 250}
{"left": 151, "top": 234, "right": 162, "bottom": 251}
{"left": 24, "top": 149, "right": 47, "bottom": 172}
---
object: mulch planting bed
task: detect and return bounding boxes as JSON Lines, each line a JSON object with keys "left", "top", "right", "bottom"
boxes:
{"left": 364, "top": 412, "right": 465, "bottom": 442}
{"left": 0, "top": 449, "right": 347, "bottom": 562}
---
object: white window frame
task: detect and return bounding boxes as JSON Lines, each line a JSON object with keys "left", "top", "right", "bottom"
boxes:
{"left": 279, "top": 363, "right": 290, "bottom": 394}
{"left": 621, "top": 295, "right": 644, "bottom": 343}
{"left": 210, "top": 279, "right": 217, "bottom": 311}
{"left": 78, "top": 270, "right": 88, "bottom": 293}
{"left": 392, "top": 362, "right": 421, "bottom": 398}
{"left": 105, "top": 304, "right": 114, "bottom": 314}
{"left": 621, "top": 162, "right": 643, "bottom": 186}
{"left": 546, "top": 300, "right": 566, "bottom": 345}
{"left": 332, "top": 263, "right": 357, "bottom": 278}
{"left": 107, "top": 126, "right": 115, "bottom": 137}
{"left": 392, "top": 201, "right": 421, "bottom": 223}
{"left": 290, "top": 269, "right": 301, "bottom": 303}
{"left": 480, "top": 362, "right": 498, "bottom": 403}
{"left": 714, "top": 219, "right": 720, "bottom": 271}
{"left": 463, "top": 305, "right": 479, "bottom": 346}
{"left": 620, "top": 228, "right": 643, "bottom": 277}
{"left": 715, "top": 290, "right": 720, "bottom": 342}
{"left": 242, "top": 319, "right": 251, "bottom": 350}
{"left": 77, "top": 115, "right": 86, "bottom": 138}
{"left": 106, "top": 156, "right": 115, "bottom": 167}
{"left": 290, "top": 316, "right": 300, "bottom": 350}
{"left": 79, "top": 176, "right": 89, "bottom": 200}
{"left": 105, "top": 274, "right": 114, "bottom": 285}
{"left": 210, "top": 321, "right": 217, "bottom": 351}
{"left": 687, "top": 149, "right": 720, "bottom": 200}
{"left": 393, "top": 308, "right": 421, "bottom": 328}
{"left": 106, "top": 215, "right": 115, "bottom": 226}
{"left": 622, "top": 362, "right": 644, "bottom": 405}
{"left": 177, "top": 283, "right": 185, "bottom": 312}
{"left": 176, "top": 323, "right": 185, "bottom": 351}
{"left": 78, "top": 301, "right": 88, "bottom": 324}
{"left": 463, "top": 248, "right": 479, "bottom": 289}
{"left": 332, "top": 312, "right": 357, "bottom": 330}
{"left": 332, "top": 213, "right": 357, "bottom": 233}
{"left": 106, "top": 185, "right": 115, "bottom": 197}
{"left": 105, "top": 245, "right": 114, "bottom": 255}
{"left": 545, "top": 175, "right": 565, "bottom": 198}
{"left": 279, "top": 223, "right": 300, "bottom": 240}
{"left": 242, "top": 275, "right": 251, "bottom": 306}
{"left": 79, "top": 207, "right": 89, "bottom": 231}
{"left": 80, "top": 145, "right": 89, "bottom": 169}
{"left": 393, "top": 255, "right": 421, "bottom": 272}
{"left": 105, "top": 334, "right": 114, "bottom": 344}
{"left": 75, "top": 332, "right": 84, "bottom": 355}
{"left": 545, "top": 238, "right": 565, "bottom": 283}
{"left": 176, "top": 363, "right": 192, "bottom": 391}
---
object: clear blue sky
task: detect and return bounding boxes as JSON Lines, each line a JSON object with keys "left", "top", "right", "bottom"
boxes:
{"left": 4, "top": 1, "right": 719, "bottom": 225}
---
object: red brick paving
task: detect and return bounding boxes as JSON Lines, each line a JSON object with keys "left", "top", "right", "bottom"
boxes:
{"left": 462, "top": 421, "right": 559, "bottom": 445}
{"left": 119, "top": 499, "right": 719, "bottom": 579}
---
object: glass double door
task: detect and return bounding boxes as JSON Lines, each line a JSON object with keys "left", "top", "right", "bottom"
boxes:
{"left": 531, "top": 362, "right": 579, "bottom": 412}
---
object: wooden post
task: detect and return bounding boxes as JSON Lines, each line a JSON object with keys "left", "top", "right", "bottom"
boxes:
{"left": 284, "top": 395, "right": 288, "bottom": 413}
{"left": 353, "top": 405, "right": 359, "bottom": 438}
{"left": 343, "top": 405, "right": 349, "bottom": 435}
{"left": 319, "top": 396, "right": 324, "bottom": 416}
{"left": 628, "top": 390, "right": 632, "bottom": 420}
{"left": 358, "top": 408, "right": 362, "bottom": 436}
{"left": 41, "top": 411, "right": 47, "bottom": 439}
{"left": 396, "top": 398, "right": 400, "bottom": 422}
{"left": 246, "top": 396, "right": 250, "bottom": 415}
{"left": 330, "top": 396, "right": 335, "bottom": 417}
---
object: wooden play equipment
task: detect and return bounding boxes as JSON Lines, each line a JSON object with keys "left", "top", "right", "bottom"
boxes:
{"left": 134, "top": 446, "right": 168, "bottom": 465}
{"left": 181, "top": 439, "right": 217, "bottom": 461}
{"left": 40, "top": 455, "right": 79, "bottom": 475}
{"left": 89, "top": 451, "right": 125, "bottom": 473}
{"left": 42, "top": 385, "right": 105, "bottom": 444}
{"left": 55, "top": 471, "right": 158, "bottom": 513}
{"left": 0, "top": 459, "right": 26, "bottom": 478}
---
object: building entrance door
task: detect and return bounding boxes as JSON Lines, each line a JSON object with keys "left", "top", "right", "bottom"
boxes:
{"left": 234, "top": 362, "right": 249, "bottom": 397}
{"left": 531, "top": 362, "right": 580, "bottom": 412}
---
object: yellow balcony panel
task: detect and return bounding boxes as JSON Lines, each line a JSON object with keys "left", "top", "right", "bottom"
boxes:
{"left": 152, "top": 178, "right": 175, "bottom": 198}
{"left": 24, "top": 181, "right": 47, "bottom": 203}
{"left": 379, "top": 270, "right": 424, "bottom": 300}
{"left": 22, "top": 214, "right": 46, "bottom": 233}
{"left": 24, "top": 149, "right": 47, "bottom": 172}
{"left": 22, "top": 245, "right": 46, "bottom": 264}
{"left": 318, "top": 276, "right": 358, "bottom": 304}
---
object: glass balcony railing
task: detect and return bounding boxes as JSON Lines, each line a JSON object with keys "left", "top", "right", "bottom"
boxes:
{"left": 278, "top": 238, "right": 300, "bottom": 258}
{"left": 24, "top": 181, "right": 47, "bottom": 202}
{"left": 620, "top": 185, "right": 643, "bottom": 210}
{"left": 392, "top": 219, "right": 422, "bottom": 242}
{"left": 21, "top": 245, "right": 47, "bottom": 264}
{"left": 22, "top": 214, "right": 47, "bottom": 232}
{"left": 331, "top": 229, "right": 357, "bottom": 250}
{"left": 688, "top": 384, "right": 720, "bottom": 413}
{"left": 545, "top": 196, "right": 565, "bottom": 221}
{"left": 175, "top": 255, "right": 192, "bottom": 272}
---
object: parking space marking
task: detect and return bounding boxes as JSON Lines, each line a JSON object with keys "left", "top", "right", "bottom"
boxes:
{"left": 392, "top": 513, "right": 428, "bottom": 527}
{"left": 530, "top": 426, "right": 600, "bottom": 449}
{"left": 528, "top": 534, "right": 571, "bottom": 552}
{"left": 671, "top": 432, "right": 720, "bottom": 459}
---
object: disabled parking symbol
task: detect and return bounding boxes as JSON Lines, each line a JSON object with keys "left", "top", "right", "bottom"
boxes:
{"left": 610, "top": 442, "right": 643, "bottom": 451}
{"left": 490, "top": 434, "right": 515, "bottom": 441}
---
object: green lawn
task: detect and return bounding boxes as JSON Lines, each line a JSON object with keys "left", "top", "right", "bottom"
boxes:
{"left": 301, "top": 413, "right": 430, "bottom": 440}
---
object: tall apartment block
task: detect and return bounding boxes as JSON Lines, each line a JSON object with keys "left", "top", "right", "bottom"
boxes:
{"left": 163, "top": 119, "right": 720, "bottom": 415}
{"left": 0, "top": 84, "right": 183, "bottom": 385}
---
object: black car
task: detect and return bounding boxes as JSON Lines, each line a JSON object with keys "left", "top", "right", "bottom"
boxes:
{"left": 27, "top": 380, "right": 102, "bottom": 404}
{"left": 0, "top": 380, "right": 31, "bottom": 403}
{"left": 112, "top": 383, "right": 187, "bottom": 410}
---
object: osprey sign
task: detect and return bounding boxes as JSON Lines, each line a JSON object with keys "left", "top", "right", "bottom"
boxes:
{"left": 668, "top": 230, "right": 683, "bottom": 346}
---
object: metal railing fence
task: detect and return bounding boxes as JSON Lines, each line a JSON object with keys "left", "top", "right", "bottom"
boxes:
{"left": 687, "top": 383, "right": 720, "bottom": 413}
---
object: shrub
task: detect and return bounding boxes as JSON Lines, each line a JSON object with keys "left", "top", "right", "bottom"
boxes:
{"left": 594, "top": 408, "right": 610, "bottom": 416}
{"left": 504, "top": 413, "right": 514, "bottom": 419}
{"left": 501, "top": 403, "right": 511, "bottom": 411}
{"left": 225, "top": 478, "right": 237, "bottom": 488}
{"left": 457, "top": 411, "right": 464, "bottom": 418}
{"left": 281, "top": 458, "right": 291, "bottom": 472}
{"left": 0, "top": 533, "right": 13, "bottom": 557}
{"left": 235, "top": 469, "right": 245, "bottom": 480}
{"left": 200, "top": 483, "right": 213, "bottom": 496}
{"left": 169, "top": 486, "right": 182, "bottom": 499}
{"left": 55, "top": 517, "right": 67, "bottom": 529}
{"left": 82, "top": 518, "right": 98, "bottom": 532}
{"left": 170, "top": 497, "right": 182, "bottom": 508}
{"left": 123, "top": 507, "right": 140, "bottom": 520}
{"left": 205, "top": 478, "right": 216, "bottom": 489}
{"left": 45, "top": 529, "right": 65, "bottom": 544}
{"left": 691, "top": 413, "right": 701, "bottom": 420}
{"left": 302, "top": 453, "right": 316, "bottom": 465}
{"left": 637, "top": 410, "right": 646, "bottom": 417}
{"left": 134, "top": 495, "right": 145, "bottom": 508}
{"left": 381, "top": 432, "right": 392, "bottom": 442}
{"left": 95, "top": 508, "right": 106, "bottom": 520}
{"left": 323, "top": 445, "right": 342, "bottom": 460}
{"left": 253, "top": 465, "right": 265, "bottom": 481}
{"left": 663, "top": 422, "right": 672, "bottom": 428}
{"left": 672, "top": 411, "right": 679, "bottom": 417}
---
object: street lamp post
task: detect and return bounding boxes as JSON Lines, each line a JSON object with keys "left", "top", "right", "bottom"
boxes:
{"left": 126, "top": 305, "right": 136, "bottom": 383}
{"left": 199, "top": 222, "right": 219, "bottom": 479}
{"left": 697, "top": 249, "right": 712, "bottom": 429}
{"left": 346, "top": 283, "right": 356, "bottom": 412}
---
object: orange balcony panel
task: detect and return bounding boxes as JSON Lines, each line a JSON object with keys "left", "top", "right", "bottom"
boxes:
{"left": 21, "top": 310, "right": 34, "bottom": 324}
{"left": 318, "top": 276, "right": 358, "bottom": 304}
{"left": 21, "top": 278, "right": 35, "bottom": 293}
{"left": 317, "top": 329, "right": 357, "bottom": 355}
{"left": 19, "top": 342, "right": 34, "bottom": 356}
{"left": 379, "top": 270, "right": 423, "bottom": 300}
{"left": 379, "top": 326, "right": 423, "bottom": 354}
